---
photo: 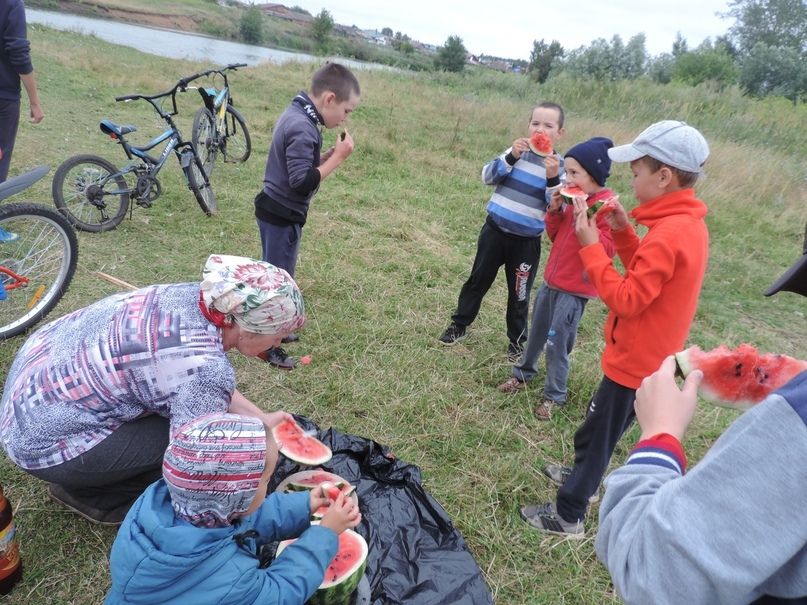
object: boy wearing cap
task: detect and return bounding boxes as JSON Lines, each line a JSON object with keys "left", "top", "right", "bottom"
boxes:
{"left": 105, "top": 413, "right": 361, "bottom": 604}
{"left": 497, "top": 137, "right": 616, "bottom": 420}
{"left": 438, "top": 102, "right": 565, "bottom": 359}
{"left": 595, "top": 229, "right": 807, "bottom": 604}
{"left": 520, "top": 120, "right": 710, "bottom": 538}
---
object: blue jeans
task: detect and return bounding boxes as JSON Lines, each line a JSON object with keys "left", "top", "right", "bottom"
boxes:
{"left": 511, "top": 283, "right": 587, "bottom": 403}
{"left": 257, "top": 218, "right": 302, "bottom": 277}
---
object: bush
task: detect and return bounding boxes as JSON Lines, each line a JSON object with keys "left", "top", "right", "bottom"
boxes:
{"left": 239, "top": 6, "right": 263, "bottom": 45}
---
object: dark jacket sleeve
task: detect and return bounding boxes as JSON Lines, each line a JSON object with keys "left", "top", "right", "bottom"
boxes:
{"left": 2, "top": 1, "right": 33, "bottom": 75}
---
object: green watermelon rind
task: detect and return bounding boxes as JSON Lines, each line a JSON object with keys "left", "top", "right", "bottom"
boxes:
{"left": 675, "top": 344, "right": 807, "bottom": 410}
{"left": 277, "top": 470, "right": 350, "bottom": 493}
{"left": 277, "top": 527, "right": 368, "bottom": 605}
{"left": 528, "top": 132, "right": 552, "bottom": 157}
{"left": 272, "top": 421, "right": 333, "bottom": 466}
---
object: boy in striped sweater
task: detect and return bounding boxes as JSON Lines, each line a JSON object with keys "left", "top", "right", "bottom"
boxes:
{"left": 438, "top": 102, "right": 565, "bottom": 359}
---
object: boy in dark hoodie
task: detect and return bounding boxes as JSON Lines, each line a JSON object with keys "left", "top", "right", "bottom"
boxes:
{"left": 105, "top": 413, "right": 361, "bottom": 604}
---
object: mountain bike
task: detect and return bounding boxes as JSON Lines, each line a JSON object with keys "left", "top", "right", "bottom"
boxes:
{"left": 0, "top": 165, "right": 78, "bottom": 340}
{"left": 189, "top": 63, "right": 252, "bottom": 176}
{"left": 51, "top": 76, "right": 215, "bottom": 233}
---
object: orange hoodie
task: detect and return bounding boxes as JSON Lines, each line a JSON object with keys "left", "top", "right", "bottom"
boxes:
{"left": 578, "top": 188, "right": 709, "bottom": 389}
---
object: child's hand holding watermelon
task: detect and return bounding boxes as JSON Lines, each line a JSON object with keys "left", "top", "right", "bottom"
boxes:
{"left": 309, "top": 487, "right": 331, "bottom": 517}
{"left": 319, "top": 490, "right": 362, "bottom": 535}
{"left": 635, "top": 356, "right": 702, "bottom": 441}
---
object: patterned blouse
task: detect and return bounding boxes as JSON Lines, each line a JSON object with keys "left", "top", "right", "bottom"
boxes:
{"left": 0, "top": 283, "right": 234, "bottom": 470}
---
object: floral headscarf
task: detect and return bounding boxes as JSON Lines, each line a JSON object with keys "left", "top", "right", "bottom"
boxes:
{"left": 200, "top": 254, "right": 305, "bottom": 335}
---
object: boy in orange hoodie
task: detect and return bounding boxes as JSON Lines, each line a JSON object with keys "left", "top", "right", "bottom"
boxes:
{"left": 519, "top": 121, "right": 710, "bottom": 538}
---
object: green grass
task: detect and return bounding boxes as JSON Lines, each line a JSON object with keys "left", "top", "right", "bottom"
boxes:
{"left": 1, "top": 25, "right": 806, "bottom": 604}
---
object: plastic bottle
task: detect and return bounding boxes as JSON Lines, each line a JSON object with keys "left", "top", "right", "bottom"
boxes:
{"left": 0, "top": 484, "right": 22, "bottom": 595}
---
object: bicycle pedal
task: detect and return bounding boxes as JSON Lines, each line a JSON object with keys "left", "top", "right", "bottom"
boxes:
{"left": 135, "top": 199, "right": 153, "bottom": 208}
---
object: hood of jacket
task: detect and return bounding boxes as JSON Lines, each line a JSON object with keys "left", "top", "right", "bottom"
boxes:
{"left": 107, "top": 481, "right": 246, "bottom": 603}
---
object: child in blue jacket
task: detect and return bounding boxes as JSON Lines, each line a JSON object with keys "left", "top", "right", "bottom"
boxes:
{"left": 105, "top": 413, "right": 361, "bottom": 605}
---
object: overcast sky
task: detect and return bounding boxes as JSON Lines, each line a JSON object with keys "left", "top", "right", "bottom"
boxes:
{"left": 281, "top": 0, "right": 733, "bottom": 60}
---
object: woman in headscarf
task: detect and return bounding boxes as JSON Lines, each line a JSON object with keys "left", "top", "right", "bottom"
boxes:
{"left": 0, "top": 254, "right": 305, "bottom": 525}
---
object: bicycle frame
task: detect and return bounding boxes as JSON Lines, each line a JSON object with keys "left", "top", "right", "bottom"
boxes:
{"left": 98, "top": 83, "right": 204, "bottom": 196}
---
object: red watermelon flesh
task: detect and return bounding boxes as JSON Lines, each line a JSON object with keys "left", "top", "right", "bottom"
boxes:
{"left": 277, "top": 527, "right": 368, "bottom": 605}
{"left": 559, "top": 184, "right": 586, "bottom": 198}
{"left": 313, "top": 481, "right": 358, "bottom": 518}
{"left": 675, "top": 344, "right": 807, "bottom": 410}
{"left": 528, "top": 131, "right": 553, "bottom": 156}
{"left": 281, "top": 470, "right": 350, "bottom": 492}
{"left": 272, "top": 419, "right": 332, "bottom": 466}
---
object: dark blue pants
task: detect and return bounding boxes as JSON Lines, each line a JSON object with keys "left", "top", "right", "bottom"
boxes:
{"left": 451, "top": 220, "right": 541, "bottom": 347}
{"left": 257, "top": 218, "right": 302, "bottom": 277}
{"left": 0, "top": 99, "right": 21, "bottom": 183}
{"left": 26, "top": 414, "right": 170, "bottom": 511}
{"left": 556, "top": 376, "right": 636, "bottom": 522}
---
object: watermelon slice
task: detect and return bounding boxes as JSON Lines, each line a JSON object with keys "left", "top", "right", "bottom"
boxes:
{"left": 675, "top": 343, "right": 807, "bottom": 410}
{"left": 528, "top": 131, "right": 553, "bottom": 156}
{"left": 276, "top": 469, "right": 350, "bottom": 492}
{"left": 277, "top": 526, "right": 368, "bottom": 605}
{"left": 559, "top": 184, "right": 586, "bottom": 198}
{"left": 272, "top": 419, "right": 332, "bottom": 465}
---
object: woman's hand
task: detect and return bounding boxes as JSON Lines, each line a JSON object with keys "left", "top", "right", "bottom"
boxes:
{"left": 263, "top": 410, "right": 294, "bottom": 429}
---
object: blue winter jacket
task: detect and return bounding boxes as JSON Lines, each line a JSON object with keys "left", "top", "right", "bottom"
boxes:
{"left": 105, "top": 480, "right": 338, "bottom": 605}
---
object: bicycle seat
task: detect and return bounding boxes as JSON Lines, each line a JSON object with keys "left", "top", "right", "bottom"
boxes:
{"left": 100, "top": 120, "right": 138, "bottom": 137}
{"left": 0, "top": 165, "right": 49, "bottom": 201}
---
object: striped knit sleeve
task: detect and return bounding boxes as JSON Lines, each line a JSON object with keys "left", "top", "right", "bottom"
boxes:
{"left": 627, "top": 433, "right": 687, "bottom": 474}
{"left": 481, "top": 150, "right": 513, "bottom": 185}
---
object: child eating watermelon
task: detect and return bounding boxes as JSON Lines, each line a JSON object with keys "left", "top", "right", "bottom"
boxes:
{"left": 105, "top": 413, "right": 361, "bottom": 605}
{"left": 520, "top": 121, "right": 711, "bottom": 538}
{"left": 595, "top": 230, "right": 807, "bottom": 604}
{"left": 497, "top": 136, "right": 616, "bottom": 420}
{"left": 438, "top": 101, "right": 565, "bottom": 359}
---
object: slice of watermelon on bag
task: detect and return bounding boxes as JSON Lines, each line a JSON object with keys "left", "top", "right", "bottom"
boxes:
{"left": 277, "top": 526, "right": 368, "bottom": 605}
{"left": 675, "top": 343, "right": 807, "bottom": 410}
{"left": 272, "top": 419, "right": 332, "bottom": 465}
{"left": 528, "top": 131, "right": 553, "bottom": 156}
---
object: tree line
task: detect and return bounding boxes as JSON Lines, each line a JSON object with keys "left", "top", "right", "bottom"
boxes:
{"left": 526, "top": 0, "right": 807, "bottom": 103}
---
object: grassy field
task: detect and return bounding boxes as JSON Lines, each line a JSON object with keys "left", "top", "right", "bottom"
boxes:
{"left": 1, "top": 24, "right": 805, "bottom": 604}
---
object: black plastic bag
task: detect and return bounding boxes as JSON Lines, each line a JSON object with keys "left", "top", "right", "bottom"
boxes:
{"left": 267, "top": 416, "right": 494, "bottom": 605}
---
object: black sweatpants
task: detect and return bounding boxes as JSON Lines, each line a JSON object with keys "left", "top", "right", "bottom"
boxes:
{"left": 27, "top": 414, "right": 170, "bottom": 512}
{"left": 0, "top": 99, "right": 21, "bottom": 182}
{"left": 451, "top": 219, "right": 541, "bottom": 347}
{"left": 556, "top": 376, "right": 637, "bottom": 522}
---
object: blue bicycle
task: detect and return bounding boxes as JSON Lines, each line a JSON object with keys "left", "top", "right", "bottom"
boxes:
{"left": 189, "top": 63, "right": 252, "bottom": 176}
{"left": 52, "top": 76, "right": 215, "bottom": 232}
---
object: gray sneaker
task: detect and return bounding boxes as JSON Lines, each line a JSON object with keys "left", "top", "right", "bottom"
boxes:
{"left": 519, "top": 502, "right": 584, "bottom": 539}
{"left": 48, "top": 484, "right": 129, "bottom": 526}
{"left": 542, "top": 464, "right": 599, "bottom": 503}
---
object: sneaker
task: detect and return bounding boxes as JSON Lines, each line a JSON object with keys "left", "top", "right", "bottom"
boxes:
{"left": 258, "top": 346, "right": 297, "bottom": 370}
{"left": 48, "top": 484, "right": 128, "bottom": 526}
{"left": 507, "top": 342, "right": 523, "bottom": 362}
{"left": 0, "top": 227, "right": 19, "bottom": 243}
{"left": 281, "top": 333, "right": 299, "bottom": 344}
{"left": 519, "top": 502, "right": 584, "bottom": 539}
{"left": 497, "top": 376, "right": 526, "bottom": 394}
{"left": 542, "top": 464, "right": 599, "bottom": 503}
{"left": 438, "top": 323, "right": 466, "bottom": 345}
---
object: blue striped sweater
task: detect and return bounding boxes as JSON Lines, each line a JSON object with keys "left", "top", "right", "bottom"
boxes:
{"left": 482, "top": 148, "right": 563, "bottom": 238}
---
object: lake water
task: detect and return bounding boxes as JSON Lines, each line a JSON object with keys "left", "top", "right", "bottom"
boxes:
{"left": 26, "top": 9, "right": 387, "bottom": 70}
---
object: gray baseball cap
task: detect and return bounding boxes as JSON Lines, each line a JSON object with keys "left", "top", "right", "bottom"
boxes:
{"left": 608, "top": 120, "right": 709, "bottom": 173}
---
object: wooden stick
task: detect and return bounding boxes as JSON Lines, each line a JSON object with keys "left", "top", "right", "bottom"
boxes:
{"left": 95, "top": 271, "right": 137, "bottom": 291}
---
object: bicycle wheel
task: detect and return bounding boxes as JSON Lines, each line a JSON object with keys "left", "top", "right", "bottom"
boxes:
{"left": 192, "top": 107, "right": 217, "bottom": 176}
{"left": 52, "top": 154, "right": 129, "bottom": 232}
{"left": 0, "top": 203, "right": 78, "bottom": 340}
{"left": 182, "top": 151, "right": 217, "bottom": 215}
{"left": 222, "top": 105, "right": 251, "bottom": 163}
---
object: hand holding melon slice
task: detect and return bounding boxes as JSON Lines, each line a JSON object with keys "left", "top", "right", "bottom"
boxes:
{"left": 675, "top": 343, "right": 807, "bottom": 410}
